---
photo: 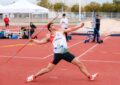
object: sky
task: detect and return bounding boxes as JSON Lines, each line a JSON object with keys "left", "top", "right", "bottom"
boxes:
{"left": 0, "top": 0, "right": 113, "bottom": 6}
{"left": 0, "top": 0, "right": 36, "bottom": 5}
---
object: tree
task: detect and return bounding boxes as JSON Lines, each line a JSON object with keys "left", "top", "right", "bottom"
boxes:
{"left": 113, "top": 0, "right": 120, "bottom": 12}
{"left": 84, "top": 2, "right": 101, "bottom": 12}
{"left": 101, "top": 3, "right": 116, "bottom": 12}
{"left": 53, "top": 3, "right": 69, "bottom": 12}
{"left": 113, "top": 0, "right": 120, "bottom": 4}
{"left": 71, "top": 4, "right": 79, "bottom": 12}
{"left": 54, "top": 3, "right": 63, "bottom": 12}
{"left": 37, "top": 0, "right": 49, "bottom": 8}
{"left": 116, "top": 4, "right": 120, "bottom": 12}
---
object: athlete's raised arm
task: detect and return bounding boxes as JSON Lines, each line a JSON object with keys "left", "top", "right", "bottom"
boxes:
{"left": 64, "top": 22, "right": 84, "bottom": 33}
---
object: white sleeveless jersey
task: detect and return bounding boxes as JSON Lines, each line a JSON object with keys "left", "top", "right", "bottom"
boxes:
{"left": 51, "top": 32, "right": 68, "bottom": 53}
{"left": 60, "top": 18, "right": 68, "bottom": 29}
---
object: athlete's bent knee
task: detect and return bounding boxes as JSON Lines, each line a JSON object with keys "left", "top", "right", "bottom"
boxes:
{"left": 72, "top": 58, "right": 83, "bottom": 66}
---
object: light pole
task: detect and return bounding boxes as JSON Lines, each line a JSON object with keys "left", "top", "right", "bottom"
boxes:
{"left": 62, "top": 0, "right": 65, "bottom": 13}
{"left": 79, "top": 0, "right": 82, "bottom": 21}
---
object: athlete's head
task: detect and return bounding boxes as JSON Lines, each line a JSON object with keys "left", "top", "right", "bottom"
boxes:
{"left": 5, "top": 15, "right": 8, "bottom": 18}
{"left": 47, "top": 23, "right": 57, "bottom": 32}
{"left": 96, "top": 14, "right": 99, "bottom": 18}
{"left": 63, "top": 13, "right": 66, "bottom": 18}
{"left": 96, "top": 14, "right": 99, "bottom": 16}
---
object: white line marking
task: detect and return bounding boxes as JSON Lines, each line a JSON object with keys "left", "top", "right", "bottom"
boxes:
{"left": 42, "top": 40, "right": 83, "bottom": 59}
{"left": 1, "top": 37, "right": 114, "bottom": 65}
{"left": 81, "top": 60, "right": 120, "bottom": 64}
{"left": 49, "top": 76, "right": 58, "bottom": 79}
{"left": 0, "top": 55, "right": 43, "bottom": 60}
{"left": 0, "top": 40, "right": 83, "bottom": 60}
{"left": 77, "top": 37, "right": 110, "bottom": 59}
{"left": 60, "top": 68, "right": 68, "bottom": 71}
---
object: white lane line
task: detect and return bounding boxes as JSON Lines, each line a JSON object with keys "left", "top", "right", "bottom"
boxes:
{"left": 77, "top": 37, "right": 110, "bottom": 59}
{"left": 81, "top": 60, "right": 120, "bottom": 64}
{"left": 0, "top": 40, "right": 83, "bottom": 60}
{"left": 0, "top": 36, "right": 110, "bottom": 62}
{"left": 1, "top": 37, "right": 119, "bottom": 64}
{"left": 49, "top": 76, "right": 58, "bottom": 79}
{"left": 42, "top": 40, "right": 83, "bottom": 59}
{"left": 60, "top": 68, "right": 68, "bottom": 71}
{"left": 0, "top": 55, "right": 42, "bottom": 60}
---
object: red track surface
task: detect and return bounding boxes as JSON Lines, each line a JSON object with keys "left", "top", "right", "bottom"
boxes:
{"left": 0, "top": 35, "right": 120, "bottom": 85}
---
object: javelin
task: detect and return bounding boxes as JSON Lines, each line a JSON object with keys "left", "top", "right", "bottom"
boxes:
{"left": 4, "top": 14, "right": 59, "bottom": 64}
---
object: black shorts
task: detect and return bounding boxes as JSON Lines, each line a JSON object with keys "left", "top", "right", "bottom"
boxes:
{"left": 52, "top": 52, "right": 75, "bottom": 65}
{"left": 5, "top": 23, "right": 9, "bottom": 27}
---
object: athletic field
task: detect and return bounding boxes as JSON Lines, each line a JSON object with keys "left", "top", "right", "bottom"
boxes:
{"left": 0, "top": 24, "right": 120, "bottom": 85}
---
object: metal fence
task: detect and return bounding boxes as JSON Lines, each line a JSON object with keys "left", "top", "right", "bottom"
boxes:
{"left": 0, "top": 12, "right": 120, "bottom": 24}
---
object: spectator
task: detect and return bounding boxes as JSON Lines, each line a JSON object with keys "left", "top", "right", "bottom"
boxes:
{"left": 4, "top": 15, "right": 10, "bottom": 29}
{"left": 19, "top": 27, "right": 29, "bottom": 39}
{"left": 30, "top": 22, "right": 36, "bottom": 36}
{"left": 23, "top": 29, "right": 29, "bottom": 39}
{"left": 0, "top": 29, "right": 6, "bottom": 39}
{"left": 19, "top": 27, "right": 25, "bottom": 39}
{"left": 60, "top": 13, "right": 69, "bottom": 41}
{"left": 92, "top": 14, "right": 101, "bottom": 43}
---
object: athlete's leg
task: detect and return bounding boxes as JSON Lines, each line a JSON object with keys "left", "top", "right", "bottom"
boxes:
{"left": 92, "top": 29, "right": 97, "bottom": 42}
{"left": 34, "top": 63, "right": 55, "bottom": 77}
{"left": 27, "top": 54, "right": 62, "bottom": 82}
{"left": 71, "top": 58, "right": 90, "bottom": 78}
{"left": 27, "top": 63, "right": 55, "bottom": 82}
{"left": 34, "top": 53, "right": 62, "bottom": 77}
{"left": 71, "top": 57, "right": 98, "bottom": 80}
{"left": 96, "top": 31, "right": 100, "bottom": 43}
{"left": 62, "top": 52, "right": 90, "bottom": 77}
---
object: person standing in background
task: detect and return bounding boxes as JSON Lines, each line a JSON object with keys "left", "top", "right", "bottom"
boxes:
{"left": 30, "top": 22, "right": 36, "bottom": 37}
{"left": 4, "top": 15, "right": 10, "bottom": 29}
{"left": 92, "top": 14, "right": 102, "bottom": 43}
{"left": 60, "top": 13, "right": 69, "bottom": 41}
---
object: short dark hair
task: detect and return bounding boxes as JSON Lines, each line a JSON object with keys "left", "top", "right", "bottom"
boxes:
{"left": 21, "top": 27, "right": 25, "bottom": 30}
{"left": 96, "top": 14, "right": 99, "bottom": 16}
{"left": 47, "top": 23, "right": 53, "bottom": 32}
{"left": 63, "top": 13, "right": 66, "bottom": 17}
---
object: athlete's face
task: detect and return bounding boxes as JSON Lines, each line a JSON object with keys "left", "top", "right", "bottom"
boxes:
{"left": 50, "top": 24, "right": 58, "bottom": 31}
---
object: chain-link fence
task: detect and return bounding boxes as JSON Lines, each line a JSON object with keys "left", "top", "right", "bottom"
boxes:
{"left": 0, "top": 12, "right": 120, "bottom": 25}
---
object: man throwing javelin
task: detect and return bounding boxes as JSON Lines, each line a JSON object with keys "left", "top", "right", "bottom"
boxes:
{"left": 27, "top": 20, "right": 98, "bottom": 82}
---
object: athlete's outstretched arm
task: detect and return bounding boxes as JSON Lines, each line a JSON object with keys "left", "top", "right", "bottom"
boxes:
{"left": 31, "top": 36, "right": 49, "bottom": 45}
{"left": 64, "top": 22, "right": 84, "bottom": 33}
